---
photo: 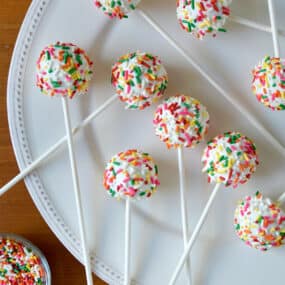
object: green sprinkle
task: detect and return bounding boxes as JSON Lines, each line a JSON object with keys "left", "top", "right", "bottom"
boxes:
{"left": 257, "top": 216, "right": 263, "bottom": 224}
{"left": 218, "top": 28, "right": 227, "bottom": 33}
{"left": 110, "top": 189, "right": 116, "bottom": 197}
{"left": 55, "top": 44, "right": 70, "bottom": 50}
{"left": 219, "top": 155, "right": 226, "bottom": 162}
{"left": 134, "top": 66, "right": 142, "bottom": 76}
{"left": 0, "top": 269, "right": 7, "bottom": 277}
{"left": 63, "top": 52, "right": 70, "bottom": 64}
{"left": 76, "top": 54, "right": 83, "bottom": 65}
{"left": 146, "top": 54, "right": 154, "bottom": 60}
{"left": 264, "top": 56, "right": 271, "bottom": 62}
{"left": 51, "top": 80, "right": 61, "bottom": 88}
{"left": 46, "top": 51, "right": 51, "bottom": 60}
{"left": 68, "top": 67, "right": 77, "bottom": 74}
{"left": 182, "top": 102, "right": 191, "bottom": 108}
{"left": 230, "top": 134, "right": 241, "bottom": 143}
{"left": 155, "top": 165, "right": 158, "bottom": 174}
{"left": 182, "top": 20, "right": 192, "bottom": 32}
{"left": 226, "top": 147, "right": 232, "bottom": 154}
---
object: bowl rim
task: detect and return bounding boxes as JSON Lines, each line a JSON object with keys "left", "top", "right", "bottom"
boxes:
{"left": 0, "top": 233, "right": 51, "bottom": 285}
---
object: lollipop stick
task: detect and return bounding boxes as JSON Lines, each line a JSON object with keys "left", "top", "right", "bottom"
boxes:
{"left": 229, "top": 15, "right": 285, "bottom": 36}
{"left": 177, "top": 147, "right": 192, "bottom": 284}
{"left": 169, "top": 183, "right": 221, "bottom": 285}
{"left": 0, "top": 94, "right": 117, "bottom": 196}
{"left": 268, "top": 0, "right": 280, "bottom": 57}
{"left": 61, "top": 97, "right": 93, "bottom": 285}
{"left": 267, "top": 2, "right": 283, "bottom": 202}
{"left": 124, "top": 197, "right": 131, "bottom": 285}
{"left": 277, "top": 192, "right": 285, "bottom": 205}
{"left": 137, "top": 8, "right": 285, "bottom": 158}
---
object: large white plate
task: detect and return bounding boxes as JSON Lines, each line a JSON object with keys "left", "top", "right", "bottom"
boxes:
{"left": 7, "top": 0, "right": 285, "bottom": 284}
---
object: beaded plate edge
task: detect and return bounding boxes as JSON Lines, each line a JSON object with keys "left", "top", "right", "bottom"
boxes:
{"left": 6, "top": 0, "right": 126, "bottom": 284}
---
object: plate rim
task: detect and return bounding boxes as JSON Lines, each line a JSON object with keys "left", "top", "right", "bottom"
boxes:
{"left": 6, "top": 0, "right": 124, "bottom": 284}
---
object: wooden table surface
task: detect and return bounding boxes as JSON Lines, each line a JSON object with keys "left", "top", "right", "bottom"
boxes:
{"left": 0, "top": 1, "right": 107, "bottom": 284}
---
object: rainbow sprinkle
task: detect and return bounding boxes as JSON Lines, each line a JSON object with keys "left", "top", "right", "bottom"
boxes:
{"left": 176, "top": 0, "right": 232, "bottom": 39}
{"left": 252, "top": 56, "right": 285, "bottom": 111}
{"left": 0, "top": 238, "right": 47, "bottom": 285}
{"left": 111, "top": 51, "right": 168, "bottom": 110}
{"left": 103, "top": 149, "right": 160, "bottom": 200}
{"left": 234, "top": 192, "right": 285, "bottom": 251}
{"left": 153, "top": 95, "right": 210, "bottom": 149}
{"left": 202, "top": 132, "right": 259, "bottom": 188}
{"left": 94, "top": 0, "right": 140, "bottom": 19}
{"left": 36, "top": 42, "right": 93, "bottom": 99}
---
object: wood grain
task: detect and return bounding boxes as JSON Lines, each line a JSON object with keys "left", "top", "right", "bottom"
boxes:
{"left": 0, "top": 1, "right": 106, "bottom": 284}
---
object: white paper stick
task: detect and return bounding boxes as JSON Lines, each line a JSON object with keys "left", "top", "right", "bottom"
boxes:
{"left": 61, "top": 97, "right": 93, "bottom": 285}
{"left": 277, "top": 192, "right": 285, "bottom": 205}
{"left": 268, "top": 0, "right": 280, "bottom": 57}
{"left": 229, "top": 15, "right": 285, "bottom": 37}
{"left": 124, "top": 197, "right": 131, "bottom": 285}
{"left": 0, "top": 94, "right": 117, "bottom": 196}
{"left": 137, "top": 9, "right": 285, "bottom": 158}
{"left": 177, "top": 147, "right": 192, "bottom": 284}
{"left": 229, "top": 15, "right": 272, "bottom": 33}
{"left": 169, "top": 183, "right": 221, "bottom": 285}
{"left": 268, "top": 0, "right": 283, "bottom": 205}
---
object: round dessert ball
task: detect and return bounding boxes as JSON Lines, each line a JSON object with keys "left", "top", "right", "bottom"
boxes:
{"left": 202, "top": 132, "right": 259, "bottom": 188}
{"left": 111, "top": 51, "right": 168, "bottom": 110}
{"left": 95, "top": 0, "right": 141, "bottom": 19}
{"left": 176, "top": 0, "right": 232, "bottom": 39}
{"left": 234, "top": 192, "right": 285, "bottom": 251}
{"left": 252, "top": 56, "right": 285, "bottom": 111}
{"left": 36, "top": 42, "right": 93, "bottom": 98}
{"left": 153, "top": 95, "right": 210, "bottom": 148}
{"left": 103, "top": 149, "right": 160, "bottom": 200}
